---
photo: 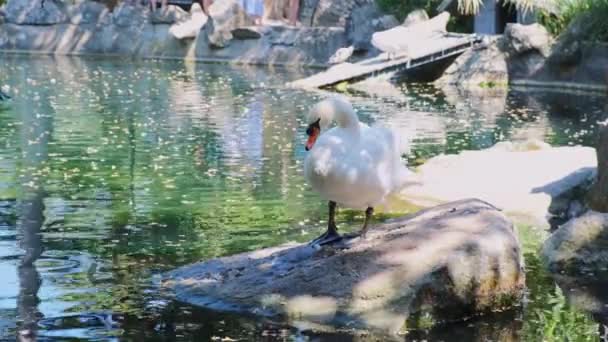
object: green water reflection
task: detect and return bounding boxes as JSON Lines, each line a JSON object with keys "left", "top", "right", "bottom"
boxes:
{"left": 0, "top": 55, "right": 606, "bottom": 340}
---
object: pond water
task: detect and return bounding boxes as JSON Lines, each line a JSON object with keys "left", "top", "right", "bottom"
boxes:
{"left": 0, "top": 55, "right": 606, "bottom": 341}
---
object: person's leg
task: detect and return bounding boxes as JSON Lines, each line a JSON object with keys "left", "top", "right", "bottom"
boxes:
{"left": 161, "top": 0, "right": 168, "bottom": 11}
{"left": 150, "top": 0, "right": 157, "bottom": 11}
{"left": 287, "top": 0, "right": 299, "bottom": 25}
{"left": 254, "top": 0, "right": 264, "bottom": 25}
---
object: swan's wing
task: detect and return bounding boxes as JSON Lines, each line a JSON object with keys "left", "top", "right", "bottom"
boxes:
{"left": 362, "top": 125, "right": 413, "bottom": 191}
{"left": 366, "top": 124, "right": 410, "bottom": 161}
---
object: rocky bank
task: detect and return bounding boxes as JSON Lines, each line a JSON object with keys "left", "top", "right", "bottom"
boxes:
{"left": 437, "top": 21, "right": 608, "bottom": 91}
{"left": 0, "top": 0, "right": 397, "bottom": 67}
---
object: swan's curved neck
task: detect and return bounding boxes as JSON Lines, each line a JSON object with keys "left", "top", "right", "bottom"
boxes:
{"left": 327, "top": 99, "right": 359, "bottom": 131}
{"left": 335, "top": 108, "right": 359, "bottom": 129}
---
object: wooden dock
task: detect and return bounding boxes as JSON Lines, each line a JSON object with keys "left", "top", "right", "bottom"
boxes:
{"left": 289, "top": 33, "right": 482, "bottom": 89}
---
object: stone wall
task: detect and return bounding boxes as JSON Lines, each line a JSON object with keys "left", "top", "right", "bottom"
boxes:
{"left": 0, "top": 0, "right": 394, "bottom": 66}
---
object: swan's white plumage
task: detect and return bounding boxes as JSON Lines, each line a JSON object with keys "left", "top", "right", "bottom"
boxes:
{"left": 304, "top": 97, "right": 411, "bottom": 209}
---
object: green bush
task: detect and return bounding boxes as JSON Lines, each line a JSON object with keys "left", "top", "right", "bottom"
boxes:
{"left": 537, "top": 0, "right": 608, "bottom": 41}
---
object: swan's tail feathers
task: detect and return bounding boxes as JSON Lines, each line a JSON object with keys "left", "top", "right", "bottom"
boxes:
{"left": 395, "top": 130, "right": 411, "bottom": 157}
{"left": 378, "top": 123, "right": 411, "bottom": 157}
{"left": 394, "top": 164, "right": 422, "bottom": 192}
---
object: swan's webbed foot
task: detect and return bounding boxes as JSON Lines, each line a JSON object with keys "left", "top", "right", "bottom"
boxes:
{"left": 308, "top": 228, "right": 342, "bottom": 247}
{"left": 309, "top": 201, "right": 344, "bottom": 248}
{"left": 309, "top": 204, "right": 374, "bottom": 249}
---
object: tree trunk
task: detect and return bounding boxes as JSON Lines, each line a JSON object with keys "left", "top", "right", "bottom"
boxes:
{"left": 586, "top": 124, "right": 608, "bottom": 212}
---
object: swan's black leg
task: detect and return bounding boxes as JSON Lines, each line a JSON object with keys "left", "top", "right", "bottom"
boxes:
{"left": 309, "top": 201, "right": 342, "bottom": 246}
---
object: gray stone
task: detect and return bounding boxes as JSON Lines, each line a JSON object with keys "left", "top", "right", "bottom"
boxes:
{"left": 205, "top": 17, "right": 229, "bottom": 48}
{"left": 552, "top": 274, "right": 608, "bottom": 327}
{"left": 150, "top": 5, "right": 188, "bottom": 24}
{"left": 401, "top": 143, "right": 597, "bottom": 227}
{"left": 168, "top": 3, "right": 207, "bottom": 40}
{"left": 205, "top": 0, "right": 252, "bottom": 48}
{"left": 164, "top": 199, "right": 525, "bottom": 333}
{"left": 371, "top": 11, "right": 449, "bottom": 56}
{"left": 111, "top": 2, "right": 148, "bottom": 28}
{"left": 548, "top": 13, "right": 591, "bottom": 67}
{"left": 542, "top": 211, "right": 608, "bottom": 275}
{"left": 436, "top": 37, "right": 508, "bottom": 88}
{"left": 67, "top": 1, "right": 109, "bottom": 25}
{"left": 587, "top": 125, "right": 608, "bottom": 212}
{"left": 312, "top": 0, "right": 375, "bottom": 27}
{"left": 504, "top": 23, "right": 553, "bottom": 57}
{"left": 346, "top": 3, "right": 397, "bottom": 51}
{"left": 507, "top": 49, "right": 547, "bottom": 80}
{"left": 4, "top": 0, "right": 68, "bottom": 25}
{"left": 299, "top": 0, "right": 320, "bottom": 26}
{"left": 402, "top": 9, "right": 428, "bottom": 27}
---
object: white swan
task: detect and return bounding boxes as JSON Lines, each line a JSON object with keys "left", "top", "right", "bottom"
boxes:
{"left": 304, "top": 97, "right": 411, "bottom": 246}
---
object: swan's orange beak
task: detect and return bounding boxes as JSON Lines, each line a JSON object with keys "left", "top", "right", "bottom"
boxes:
{"left": 305, "top": 127, "right": 319, "bottom": 151}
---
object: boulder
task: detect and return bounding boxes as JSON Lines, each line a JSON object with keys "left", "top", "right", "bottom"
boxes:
{"left": 312, "top": 0, "right": 376, "bottom": 27}
{"left": 4, "top": 0, "right": 68, "bottom": 25}
{"left": 587, "top": 124, "right": 608, "bottom": 212}
{"left": 150, "top": 5, "right": 188, "bottom": 24}
{"left": 542, "top": 211, "right": 608, "bottom": 275}
{"left": 401, "top": 143, "right": 597, "bottom": 227}
{"left": 345, "top": 3, "right": 398, "bottom": 51}
{"left": 67, "top": 0, "right": 109, "bottom": 25}
{"left": 547, "top": 14, "right": 590, "bottom": 67}
{"left": 552, "top": 274, "right": 608, "bottom": 328}
{"left": 205, "top": 0, "right": 252, "bottom": 48}
{"left": 504, "top": 23, "right": 553, "bottom": 57}
{"left": 111, "top": 2, "right": 148, "bottom": 28}
{"left": 164, "top": 199, "right": 525, "bottom": 333}
{"left": 298, "top": 0, "right": 320, "bottom": 26}
{"left": 435, "top": 37, "right": 508, "bottom": 87}
{"left": 312, "top": 0, "right": 350, "bottom": 27}
{"left": 402, "top": 9, "right": 428, "bottom": 27}
{"left": 371, "top": 11, "right": 449, "bottom": 56}
{"left": 169, "top": 3, "right": 208, "bottom": 40}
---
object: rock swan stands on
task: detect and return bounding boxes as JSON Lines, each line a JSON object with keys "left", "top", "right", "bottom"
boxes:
{"left": 303, "top": 97, "right": 411, "bottom": 246}
{"left": 164, "top": 199, "right": 525, "bottom": 334}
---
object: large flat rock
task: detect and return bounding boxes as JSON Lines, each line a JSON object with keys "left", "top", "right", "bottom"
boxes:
{"left": 163, "top": 199, "right": 524, "bottom": 334}
{"left": 401, "top": 143, "right": 597, "bottom": 226}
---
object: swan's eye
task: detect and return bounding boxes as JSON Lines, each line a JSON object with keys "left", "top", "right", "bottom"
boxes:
{"left": 306, "top": 119, "right": 321, "bottom": 136}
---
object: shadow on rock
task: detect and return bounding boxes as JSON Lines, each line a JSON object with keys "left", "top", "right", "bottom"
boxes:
{"left": 163, "top": 199, "right": 525, "bottom": 335}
